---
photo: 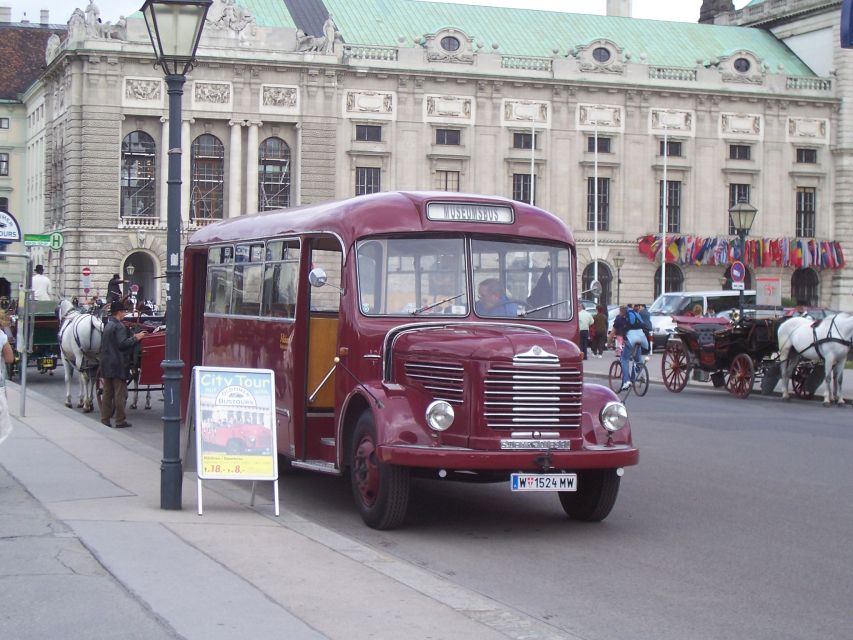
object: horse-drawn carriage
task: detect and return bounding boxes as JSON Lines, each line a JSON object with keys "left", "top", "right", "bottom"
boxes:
{"left": 6, "top": 300, "right": 63, "bottom": 380}
{"left": 660, "top": 315, "right": 825, "bottom": 400}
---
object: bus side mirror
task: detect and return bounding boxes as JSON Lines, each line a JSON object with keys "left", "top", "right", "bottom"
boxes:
{"left": 309, "top": 268, "right": 328, "bottom": 287}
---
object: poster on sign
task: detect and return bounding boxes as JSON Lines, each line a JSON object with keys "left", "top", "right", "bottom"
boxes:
{"left": 756, "top": 276, "right": 782, "bottom": 307}
{"left": 192, "top": 366, "right": 279, "bottom": 515}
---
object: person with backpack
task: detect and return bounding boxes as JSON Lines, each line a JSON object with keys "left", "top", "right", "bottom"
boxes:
{"left": 620, "top": 303, "right": 650, "bottom": 391}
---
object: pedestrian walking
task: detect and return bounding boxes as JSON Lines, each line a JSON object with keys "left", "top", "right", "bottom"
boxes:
{"left": 591, "top": 305, "right": 608, "bottom": 357}
{"left": 577, "top": 302, "right": 593, "bottom": 360}
{"left": 99, "top": 300, "right": 146, "bottom": 428}
{"left": 32, "top": 264, "right": 53, "bottom": 301}
{"left": 0, "top": 310, "right": 16, "bottom": 445}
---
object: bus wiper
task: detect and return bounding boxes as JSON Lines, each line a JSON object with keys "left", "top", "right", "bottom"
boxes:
{"left": 410, "top": 292, "right": 465, "bottom": 315}
{"left": 518, "top": 298, "right": 569, "bottom": 317}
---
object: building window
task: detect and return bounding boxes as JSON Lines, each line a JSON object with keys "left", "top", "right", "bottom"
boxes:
{"left": 0, "top": 118, "right": 8, "bottom": 129}
{"left": 659, "top": 140, "right": 682, "bottom": 157}
{"left": 659, "top": 180, "right": 682, "bottom": 233}
{"left": 653, "top": 264, "right": 684, "bottom": 299}
{"left": 355, "top": 124, "right": 381, "bottom": 142}
{"left": 729, "top": 144, "right": 751, "bottom": 160}
{"left": 582, "top": 262, "right": 612, "bottom": 306}
{"left": 258, "top": 137, "right": 291, "bottom": 210}
{"left": 586, "top": 177, "right": 609, "bottom": 231}
{"left": 796, "top": 148, "right": 817, "bottom": 164}
{"left": 435, "top": 128, "right": 461, "bottom": 145}
{"left": 733, "top": 57, "right": 751, "bottom": 73}
{"left": 512, "top": 173, "right": 536, "bottom": 205}
{"left": 120, "top": 131, "right": 156, "bottom": 219}
{"left": 791, "top": 268, "right": 819, "bottom": 306}
{"left": 355, "top": 167, "right": 381, "bottom": 195}
{"left": 588, "top": 136, "right": 611, "bottom": 153}
{"left": 435, "top": 170, "right": 460, "bottom": 192}
{"left": 0, "top": 197, "right": 8, "bottom": 211}
{"left": 513, "top": 132, "right": 537, "bottom": 150}
{"left": 592, "top": 47, "right": 611, "bottom": 63}
{"left": 796, "top": 187, "right": 816, "bottom": 237}
{"left": 728, "top": 183, "right": 751, "bottom": 234}
{"left": 0, "top": 153, "right": 8, "bottom": 177}
{"left": 191, "top": 134, "right": 225, "bottom": 221}
{"left": 441, "top": 36, "right": 460, "bottom": 52}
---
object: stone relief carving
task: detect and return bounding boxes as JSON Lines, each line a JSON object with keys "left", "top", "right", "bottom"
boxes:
{"left": 721, "top": 112, "right": 761, "bottom": 136}
{"left": 195, "top": 82, "right": 232, "bottom": 104}
{"left": 579, "top": 104, "right": 622, "bottom": 129}
{"left": 426, "top": 95, "right": 472, "bottom": 119}
{"left": 422, "top": 28, "right": 475, "bottom": 64}
{"left": 45, "top": 34, "right": 61, "bottom": 65}
{"left": 651, "top": 109, "right": 693, "bottom": 133}
{"left": 125, "top": 79, "right": 162, "bottom": 102}
{"left": 262, "top": 86, "right": 298, "bottom": 108}
{"left": 346, "top": 90, "right": 394, "bottom": 114}
{"left": 788, "top": 117, "right": 828, "bottom": 141}
{"left": 206, "top": 0, "right": 257, "bottom": 45}
{"left": 504, "top": 100, "right": 549, "bottom": 124}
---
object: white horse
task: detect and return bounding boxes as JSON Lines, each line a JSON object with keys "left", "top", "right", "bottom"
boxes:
{"left": 58, "top": 300, "right": 104, "bottom": 412}
{"left": 778, "top": 313, "right": 853, "bottom": 406}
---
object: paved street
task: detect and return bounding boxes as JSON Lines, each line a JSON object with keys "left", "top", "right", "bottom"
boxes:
{"left": 2, "top": 363, "right": 852, "bottom": 640}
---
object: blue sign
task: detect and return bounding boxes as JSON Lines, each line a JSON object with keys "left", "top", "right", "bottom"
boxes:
{"left": 843, "top": 0, "right": 853, "bottom": 48}
{"left": 731, "top": 260, "right": 746, "bottom": 283}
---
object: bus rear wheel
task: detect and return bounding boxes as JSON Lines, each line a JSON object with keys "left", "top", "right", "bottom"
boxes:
{"left": 350, "top": 410, "right": 409, "bottom": 530}
{"left": 558, "top": 469, "right": 621, "bottom": 522}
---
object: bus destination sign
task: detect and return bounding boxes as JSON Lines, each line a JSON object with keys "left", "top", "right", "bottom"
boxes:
{"left": 426, "top": 202, "right": 514, "bottom": 224}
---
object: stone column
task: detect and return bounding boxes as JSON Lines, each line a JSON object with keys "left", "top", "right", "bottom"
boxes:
{"left": 159, "top": 116, "right": 169, "bottom": 225}
{"left": 246, "top": 121, "right": 260, "bottom": 214}
{"left": 832, "top": 23, "right": 853, "bottom": 310}
{"left": 181, "top": 118, "right": 192, "bottom": 224}
{"left": 229, "top": 120, "right": 243, "bottom": 218}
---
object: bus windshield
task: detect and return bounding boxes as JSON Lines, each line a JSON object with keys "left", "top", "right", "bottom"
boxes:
{"left": 356, "top": 236, "right": 572, "bottom": 319}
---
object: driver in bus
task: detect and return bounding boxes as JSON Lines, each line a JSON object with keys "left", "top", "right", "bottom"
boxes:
{"left": 476, "top": 278, "right": 518, "bottom": 317}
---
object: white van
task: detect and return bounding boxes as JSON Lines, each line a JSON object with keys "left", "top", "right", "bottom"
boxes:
{"left": 648, "top": 289, "right": 756, "bottom": 349}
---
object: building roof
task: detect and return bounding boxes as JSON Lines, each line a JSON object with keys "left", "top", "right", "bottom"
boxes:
{"left": 241, "top": 0, "right": 812, "bottom": 75}
{"left": 0, "top": 24, "right": 66, "bottom": 100}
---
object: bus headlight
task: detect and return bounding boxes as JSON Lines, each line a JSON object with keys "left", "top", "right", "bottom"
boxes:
{"left": 600, "top": 401, "right": 628, "bottom": 433}
{"left": 425, "top": 400, "right": 454, "bottom": 432}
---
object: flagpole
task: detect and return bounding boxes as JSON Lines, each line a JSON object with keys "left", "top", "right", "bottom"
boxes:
{"left": 530, "top": 121, "right": 535, "bottom": 206}
{"left": 593, "top": 119, "right": 599, "bottom": 291}
{"left": 660, "top": 125, "right": 668, "bottom": 301}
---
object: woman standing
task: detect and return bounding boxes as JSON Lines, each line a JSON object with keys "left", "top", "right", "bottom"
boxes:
{"left": 591, "top": 305, "right": 608, "bottom": 358}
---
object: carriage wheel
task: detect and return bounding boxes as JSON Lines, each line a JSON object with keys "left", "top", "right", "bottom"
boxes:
{"left": 661, "top": 343, "right": 689, "bottom": 393}
{"left": 607, "top": 360, "right": 622, "bottom": 392}
{"left": 727, "top": 353, "right": 755, "bottom": 399}
{"left": 792, "top": 362, "right": 816, "bottom": 400}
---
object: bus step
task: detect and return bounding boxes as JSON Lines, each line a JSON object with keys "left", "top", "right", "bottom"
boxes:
{"left": 291, "top": 460, "right": 341, "bottom": 475}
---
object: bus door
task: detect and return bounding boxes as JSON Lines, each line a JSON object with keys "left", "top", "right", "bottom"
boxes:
{"left": 298, "top": 238, "right": 343, "bottom": 466}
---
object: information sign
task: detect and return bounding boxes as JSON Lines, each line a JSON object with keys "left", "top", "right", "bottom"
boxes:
{"left": 82, "top": 266, "right": 91, "bottom": 277}
{"left": 191, "top": 366, "right": 279, "bottom": 515}
{"left": 730, "top": 260, "right": 746, "bottom": 284}
{"left": 732, "top": 281, "right": 745, "bottom": 291}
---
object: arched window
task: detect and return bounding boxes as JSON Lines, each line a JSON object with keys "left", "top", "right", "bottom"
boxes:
{"left": 581, "top": 261, "right": 612, "bottom": 306}
{"left": 121, "top": 131, "right": 156, "bottom": 219}
{"left": 258, "top": 137, "right": 291, "bottom": 210}
{"left": 653, "top": 264, "right": 684, "bottom": 299}
{"left": 191, "top": 134, "right": 224, "bottom": 221}
{"left": 722, "top": 265, "right": 753, "bottom": 290}
{"left": 791, "top": 268, "right": 819, "bottom": 306}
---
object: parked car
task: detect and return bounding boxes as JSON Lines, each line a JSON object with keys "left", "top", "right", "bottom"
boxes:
{"left": 782, "top": 306, "right": 837, "bottom": 320}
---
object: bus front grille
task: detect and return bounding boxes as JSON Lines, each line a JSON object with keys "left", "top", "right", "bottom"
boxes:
{"left": 484, "top": 365, "right": 582, "bottom": 429}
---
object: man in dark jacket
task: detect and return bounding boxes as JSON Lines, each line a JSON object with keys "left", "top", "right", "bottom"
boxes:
{"left": 107, "top": 273, "right": 125, "bottom": 303}
{"left": 99, "top": 300, "right": 146, "bottom": 428}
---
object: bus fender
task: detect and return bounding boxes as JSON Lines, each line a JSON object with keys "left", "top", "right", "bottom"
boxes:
{"left": 581, "top": 382, "right": 633, "bottom": 445}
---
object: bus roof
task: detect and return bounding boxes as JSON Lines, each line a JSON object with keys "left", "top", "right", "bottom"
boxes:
{"left": 186, "top": 191, "right": 575, "bottom": 248}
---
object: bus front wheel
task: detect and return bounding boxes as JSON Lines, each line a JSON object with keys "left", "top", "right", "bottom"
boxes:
{"left": 558, "top": 469, "right": 621, "bottom": 522}
{"left": 350, "top": 410, "right": 409, "bottom": 530}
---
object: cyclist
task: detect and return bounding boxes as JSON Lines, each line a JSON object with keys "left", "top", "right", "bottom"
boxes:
{"left": 620, "top": 304, "right": 650, "bottom": 391}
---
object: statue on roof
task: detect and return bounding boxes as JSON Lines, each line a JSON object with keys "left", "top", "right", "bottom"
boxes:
{"left": 206, "top": 0, "right": 257, "bottom": 44}
{"left": 45, "top": 33, "right": 61, "bottom": 65}
{"left": 84, "top": 0, "right": 100, "bottom": 37}
{"left": 100, "top": 16, "right": 127, "bottom": 40}
{"left": 699, "top": 0, "right": 735, "bottom": 24}
{"left": 322, "top": 15, "right": 338, "bottom": 55}
{"left": 67, "top": 8, "right": 86, "bottom": 41}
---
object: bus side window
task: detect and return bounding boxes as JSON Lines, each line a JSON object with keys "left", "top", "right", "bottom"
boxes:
{"left": 310, "top": 249, "right": 343, "bottom": 313}
{"left": 262, "top": 262, "right": 298, "bottom": 319}
{"left": 206, "top": 266, "right": 233, "bottom": 314}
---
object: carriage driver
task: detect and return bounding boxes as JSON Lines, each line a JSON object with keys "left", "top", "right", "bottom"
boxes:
{"left": 99, "top": 300, "right": 147, "bottom": 428}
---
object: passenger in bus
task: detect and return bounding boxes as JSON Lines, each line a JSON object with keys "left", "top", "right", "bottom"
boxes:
{"left": 476, "top": 278, "right": 518, "bottom": 317}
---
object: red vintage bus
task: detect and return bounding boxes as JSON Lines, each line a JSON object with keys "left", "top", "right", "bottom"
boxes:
{"left": 181, "top": 192, "right": 638, "bottom": 528}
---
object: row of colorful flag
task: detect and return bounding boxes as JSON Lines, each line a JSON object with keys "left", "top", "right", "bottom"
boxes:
{"left": 637, "top": 234, "right": 846, "bottom": 270}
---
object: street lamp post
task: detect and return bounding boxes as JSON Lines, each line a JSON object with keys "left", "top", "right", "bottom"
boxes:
{"left": 613, "top": 252, "right": 625, "bottom": 306}
{"left": 141, "top": 0, "right": 211, "bottom": 510}
{"left": 125, "top": 263, "right": 136, "bottom": 303}
{"left": 728, "top": 195, "right": 758, "bottom": 320}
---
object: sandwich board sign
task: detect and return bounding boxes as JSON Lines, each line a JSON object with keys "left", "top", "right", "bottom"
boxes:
{"left": 190, "top": 366, "right": 279, "bottom": 515}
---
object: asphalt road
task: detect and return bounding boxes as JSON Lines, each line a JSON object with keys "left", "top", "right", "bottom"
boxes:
{"left": 22, "top": 366, "right": 853, "bottom": 640}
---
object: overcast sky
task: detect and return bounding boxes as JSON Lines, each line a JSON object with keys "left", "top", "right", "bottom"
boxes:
{"left": 7, "top": 0, "right": 751, "bottom": 26}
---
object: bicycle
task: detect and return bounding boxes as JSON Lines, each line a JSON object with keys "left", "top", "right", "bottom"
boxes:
{"left": 607, "top": 344, "right": 649, "bottom": 397}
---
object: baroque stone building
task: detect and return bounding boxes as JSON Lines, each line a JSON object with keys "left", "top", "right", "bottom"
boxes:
{"left": 13, "top": 0, "right": 849, "bottom": 308}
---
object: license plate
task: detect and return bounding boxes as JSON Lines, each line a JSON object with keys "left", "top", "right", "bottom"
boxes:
{"left": 510, "top": 473, "right": 577, "bottom": 492}
{"left": 40, "top": 358, "right": 56, "bottom": 370}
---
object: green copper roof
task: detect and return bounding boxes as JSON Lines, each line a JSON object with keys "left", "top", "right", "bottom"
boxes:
{"left": 237, "top": 0, "right": 297, "bottom": 28}
{"left": 320, "top": 0, "right": 814, "bottom": 75}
